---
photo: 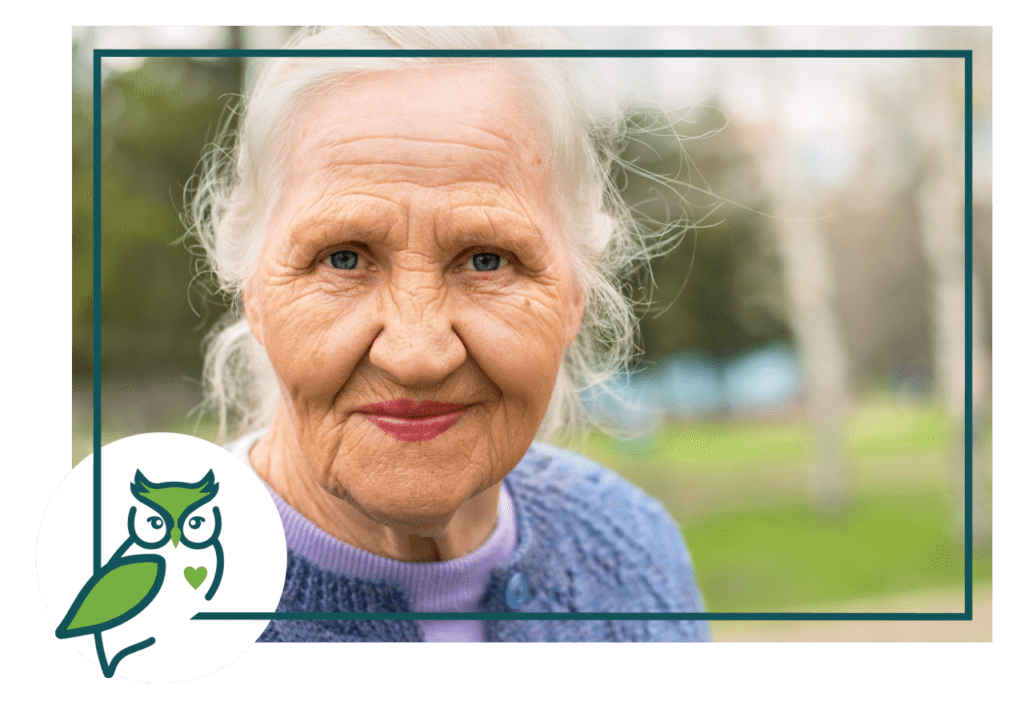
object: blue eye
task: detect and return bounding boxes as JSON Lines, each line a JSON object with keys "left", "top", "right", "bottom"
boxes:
{"left": 468, "top": 252, "right": 505, "bottom": 272}
{"left": 329, "top": 251, "right": 360, "bottom": 270}
{"left": 147, "top": 517, "right": 163, "bottom": 529}
{"left": 188, "top": 517, "right": 205, "bottom": 530}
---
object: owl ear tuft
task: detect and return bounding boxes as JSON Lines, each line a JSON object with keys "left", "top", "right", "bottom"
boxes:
{"left": 130, "top": 470, "right": 154, "bottom": 497}
{"left": 198, "top": 470, "right": 219, "bottom": 499}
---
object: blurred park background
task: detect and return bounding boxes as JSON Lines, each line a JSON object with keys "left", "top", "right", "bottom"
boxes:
{"left": 71, "top": 26, "right": 993, "bottom": 640}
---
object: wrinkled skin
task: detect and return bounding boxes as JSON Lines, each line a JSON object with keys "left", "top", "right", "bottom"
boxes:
{"left": 246, "top": 65, "right": 585, "bottom": 561}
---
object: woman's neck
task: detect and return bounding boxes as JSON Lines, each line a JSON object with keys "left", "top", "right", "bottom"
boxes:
{"left": 249, "top": 415, "right": 501, "bottom": 562}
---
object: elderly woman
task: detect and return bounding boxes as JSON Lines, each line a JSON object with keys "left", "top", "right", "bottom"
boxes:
{"left": 197, "top": 26, "right": 710, "bottom": 642}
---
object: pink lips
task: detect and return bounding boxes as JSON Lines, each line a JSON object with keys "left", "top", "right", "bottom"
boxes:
{"left": 357, "top": 399, "right": 468, "bottom": 442}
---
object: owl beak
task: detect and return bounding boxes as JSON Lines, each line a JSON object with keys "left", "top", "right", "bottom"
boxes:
{"left": 171, "top": 526, "right": 181, "bottom": 548}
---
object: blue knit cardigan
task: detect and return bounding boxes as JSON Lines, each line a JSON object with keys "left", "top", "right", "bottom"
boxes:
{"left": 258, "top": 442, "right": 712, "bottom": 642}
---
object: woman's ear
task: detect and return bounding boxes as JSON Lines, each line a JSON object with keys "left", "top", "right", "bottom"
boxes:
{"left": 242, "top": 281, "right": 264, "bottom": 346}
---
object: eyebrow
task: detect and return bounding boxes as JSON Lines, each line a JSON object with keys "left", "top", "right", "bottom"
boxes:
{"left": 284, "top": 193, "right": 401, "bottom": 253}
{"left": 437, "top": 202, "right": 550, "bottom": 259}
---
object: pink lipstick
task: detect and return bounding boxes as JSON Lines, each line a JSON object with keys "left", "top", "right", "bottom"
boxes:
{"left": 357, "top": 399, "right": 468, "bottom": 442}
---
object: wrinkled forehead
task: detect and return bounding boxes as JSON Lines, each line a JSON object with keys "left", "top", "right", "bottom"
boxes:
{"left": 282, "top": 63, "right": 554, "bottom": 204}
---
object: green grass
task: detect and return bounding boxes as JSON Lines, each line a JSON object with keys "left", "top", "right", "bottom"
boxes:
{"left": 555, "top": 398, "right": 989, "bottom": 611}
{"left": 847, "top": 402, "right": 952, "bottom": 454}
{"left": 562, "top": 398, "right": 951, "bottom": 476}
{"left": 554, "top": 399, "right": 965, "bottom": 510}
{"left": 679, "top": 489, "right": 989, "bottom": 612}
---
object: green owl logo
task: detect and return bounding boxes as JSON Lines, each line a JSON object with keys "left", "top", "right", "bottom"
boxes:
{"left": 55, "top": 470, "right": 224, "bottom": 678}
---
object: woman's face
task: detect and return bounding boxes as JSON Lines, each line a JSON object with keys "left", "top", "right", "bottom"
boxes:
{"left": 245, "top": 65, "right": 584, "bottom": 531}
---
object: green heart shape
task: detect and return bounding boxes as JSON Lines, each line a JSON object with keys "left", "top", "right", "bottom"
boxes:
{"left": 184, "top": 566, "right": 208, "bottom": 590}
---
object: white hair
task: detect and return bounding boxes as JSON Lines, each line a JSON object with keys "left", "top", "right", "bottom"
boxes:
{"left": 190, "top": 26, "right": 676, "bottom": 441}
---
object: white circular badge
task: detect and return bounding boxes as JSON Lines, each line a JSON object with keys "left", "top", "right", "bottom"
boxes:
{"left": 38, "top": 433, "right": 287, "bottom": 682}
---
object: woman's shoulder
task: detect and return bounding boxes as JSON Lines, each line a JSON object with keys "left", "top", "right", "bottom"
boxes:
{"left": 510, "top": 441, "right": 672, "bottom": 525}
{"left": 507, "top": 442, "right": 694, "bottom": 576}
{"left": 497, "top": 442, "right": 709, "bottom": 632}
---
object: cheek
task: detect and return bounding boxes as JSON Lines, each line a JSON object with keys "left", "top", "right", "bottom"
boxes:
{"left": 459, "top": 290, "right": 570, "bottom": 417}
{"left": 258, "top": 287, "right": 378, "bottom": 405}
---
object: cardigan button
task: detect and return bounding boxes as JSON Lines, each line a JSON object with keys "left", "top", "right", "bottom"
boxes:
{"left": 505, "top": 572, "right": 529, "bottom": 610}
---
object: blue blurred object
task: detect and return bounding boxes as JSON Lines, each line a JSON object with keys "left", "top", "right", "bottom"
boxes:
{"left": 655, "top": 352, "right": 725, "bottom": 417}
{"left": 891, "top": 360, "right": 931, "bottom": 401}
{"left": 582, "top": 371, "right": 664, "bottom": 435}
{"left": 721, "top": 344, "right": 802, "bottom": 413}
{"left": 583, "top": 343, "right": 802, "bottom": 429}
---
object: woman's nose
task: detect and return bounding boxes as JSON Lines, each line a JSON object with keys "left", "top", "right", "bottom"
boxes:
{"left": 368, "top": 285, "right": 467, "bottom": 388}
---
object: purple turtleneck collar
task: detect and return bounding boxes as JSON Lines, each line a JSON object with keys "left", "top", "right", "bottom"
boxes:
{"left": 230, "top": 430, "right": 518, "bottom": 642}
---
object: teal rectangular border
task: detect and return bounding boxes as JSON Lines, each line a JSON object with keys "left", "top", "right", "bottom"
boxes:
{"left": 90, "top": 47, "right": 974, "bottom": 622}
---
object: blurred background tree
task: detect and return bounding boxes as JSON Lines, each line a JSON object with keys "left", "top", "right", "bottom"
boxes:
{"left": 617, "top": 105, "right": 791, "bottom": 363}
{"left": 72, "top": 48, "right": 242, "bottom": 378}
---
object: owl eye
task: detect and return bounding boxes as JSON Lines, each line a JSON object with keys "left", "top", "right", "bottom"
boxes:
{"left": 181, "top": 508, "right": 217, "bottom": 545}
{"left": 132, "top": 507, "right": 170, "bottom": 546}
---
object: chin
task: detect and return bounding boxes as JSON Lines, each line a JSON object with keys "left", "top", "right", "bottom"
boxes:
{"left": 321, "top": 469, "right": 467, "bottom": 528}
{"left": 353, "top": 494, "right": 462, "bottom": 535}
{"left": 332, "top": 450, "right": 491, "bottom": 515}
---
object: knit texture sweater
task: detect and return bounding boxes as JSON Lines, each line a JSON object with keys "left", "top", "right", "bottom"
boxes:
{"left": 254, "top": 440, "right": 712, "bottom": 642}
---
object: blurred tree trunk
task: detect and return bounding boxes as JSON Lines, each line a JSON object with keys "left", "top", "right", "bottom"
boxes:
{"left": 750, "top": 44, "right": 850, "bottom": 516}
{"left": 912, "top": 59, "right": 990, "bottom": 545}
{"left": 772, "top": 211, "right": 850, "bottom": 515}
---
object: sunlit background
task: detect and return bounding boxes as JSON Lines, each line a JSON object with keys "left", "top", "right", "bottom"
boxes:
{"left": 71, "top": 26, "right": 992, "bottom": 641}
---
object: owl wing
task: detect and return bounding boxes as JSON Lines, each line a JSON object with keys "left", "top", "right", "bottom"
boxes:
{"left": 55, "top": 554, "right": 166, "bottom": 639}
